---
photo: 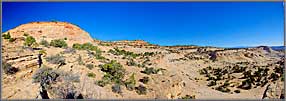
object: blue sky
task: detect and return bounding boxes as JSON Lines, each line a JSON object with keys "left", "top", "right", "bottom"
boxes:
{"left": 2, "top": 2, "right": 284, "bottom": 47}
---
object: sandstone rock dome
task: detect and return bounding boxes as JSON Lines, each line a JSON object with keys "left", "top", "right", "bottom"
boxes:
{"left": 3, "top": 21, "right": 94, "bottom": 46}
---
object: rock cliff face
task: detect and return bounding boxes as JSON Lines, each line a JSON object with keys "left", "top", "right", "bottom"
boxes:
{"left": 1, "top": 22, "right": 284, "bottom": 100}
{"left": 3, "top": 22, "right": 94, "bottom": 46}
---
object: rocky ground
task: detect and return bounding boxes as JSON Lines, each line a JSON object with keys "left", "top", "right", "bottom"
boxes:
{"left": 1, "top": 22, "right": 284, "bottom": 99}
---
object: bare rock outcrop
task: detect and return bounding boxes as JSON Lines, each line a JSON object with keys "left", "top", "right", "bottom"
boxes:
{"left": 3, "top": 22, "right": 94, "bottom": 46}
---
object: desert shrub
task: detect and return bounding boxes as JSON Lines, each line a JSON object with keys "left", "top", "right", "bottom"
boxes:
{"left": 64, "top": 37, "right": 67, "bottom": 40}
{"left": 99, "top": 60, "right": 126, "bottom": 84}
{"left": 39, "top": 50, "right": 47, "bottom": 55}
{"left": 141, "top": 67, "right": 164, "bottom": 75}
{"left": 95, "top": 75, "right": 111, "bottom": 87}
{"left": 139, "top": 77, "right": 149, "bottom": 84}
{"left": 2, "top": 32, "right": 11, "bottom": 39}
{"left": 2, "top": 62, "right": 18, "bottom": 75}
{"left": 109, "top": 48, "right": 139, "bottom": 58}
{"left": 180, "top": 95, "right": 196, "bottom": 99}
{"left": 77, "top": 55, "right": 84, "bottom": 65}
{"left": 45, "top": 54, "right": 66, "bottom": 65}
{"left": 86, "top": 64, "right": 94, "bottom": 70}
{"left": 238, "top": 79, "right": 252, "bottom": 90}
{"left": 199, "top": 68, "right": 208, "bottom": 75}
{"left": 207, "top": 80, "right": 216, "bottom": 87}
{"left": 234, "top": 90, "right": 241, "bottom": 93}
{"left": 32, "top": 67, "right": 59, "bottom": 85}
{"left": 142, "top": 52, "right": 155, "bottom": 57}
{"left": 62, "top": 48, "right": 76, "bottom": 54}
{"left": 9, "top": 38, "right": 16, "bottom": 42}
{"left": 50, "top": 39, "right": 67, "bottom": 48}
{"left": 269, "top": 73, "right": 279, "bottom": 81}
{"left": 82, "top": 43, "right": 97, "bottom": 51}
{"left": 125, "top": 73, "right": 136, "bottom": 91}
{"left": 112, "top": 84, "right": 122, "bottom": 94}
{"left": 40, "top": 40, "right": 49, "bottom": 47}
{"left": 135, "top": 85, "right": 147, "bottom": 95}
{"left": 61, "top": 72, "right": 80, "bottom": 82}
{"left": 23, "top": 33, "right": 29, "bottom": 36}
{"left": 126, "top": 59, "right": 137, "bottom": 66}
{"left": 215, "top": 86, "right": 230, "bottom": 93}
{"left": 72, "top": 43, "right": 82, "bottom": 50}
{"left": 72, "top": 43, "right": 99, "bottom": 51}
{"left": 281, "top": 74, "right": 285, "bottom": 81}
{"left": 87, "top": 72, "right": 96, "bottom": 78}
{"left": 24, "top": 36, "right": 36, "bottom": 46}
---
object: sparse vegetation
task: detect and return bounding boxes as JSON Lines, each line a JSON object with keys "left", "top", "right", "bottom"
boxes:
{"left": 62, "top": 48, "right": 76, "bottom": 54}
{"left": 77, "top": 55, "right": 84, "bottom": 65}
{"left": 112, "top": 84, "right": 122, "bottom": 94}
{"left": 72, "top": 43, "right": 99, "bottom": 51}
{"left": 97, "top": 60, "right": 126, "bottom": 86}
{"left": 45, "top": 54, "right": 66, "bottom": 66}
{"left": 234, "top": 90, "right": 241, "bottom": 93}
{"left": 61, "top": 72, "right": 80, "bottom": 82}
{"left": 125, "top": 73, "right": 136, "bottom": 91}
{"left": 2, "top": 61, "right": 19, "bottom": 75}
{"left": 126, "top": 59, "right": 137, "bottom": 66}
{"left": 39, "top": 50, "right": 47, "bottom": 55}
{"left": 50, "top": 39, "right": 68, "bottom": 48}
{"left": 135, "top": 85, "right": 147, "bottom": 95}
{"left": 108, "top": 48, "right": 140, "bottom": 58}
{"left": 40, "top": 39, "right": 49, "bottom": 47}
{"left": 139, "top": 77, "right": 149, "bottom": 84}
{"left": 9, "top": 38, "right": 16, "bottom": 42}
{"left": 86, "top": 64, "right": 94, "bottom": 70}
{"left": 32, "top": 66, "right": 59, "bottom": 85}
{"left": 141, "top": 67, "right": 165, "bottom": 75}
{"left": 180, "top": 95, "right": 196, "bottom": 99}
{"left": 24, "top": 36, "right": 36, "bottom": 46}
{"left": 2, "top": 32, "right": 11, "bottom": 39}
{"left": 87, "top": 72, "right": 96, "bottom": 78}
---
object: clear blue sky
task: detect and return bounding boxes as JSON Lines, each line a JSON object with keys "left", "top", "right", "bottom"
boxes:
{"left": 3, "top": 2, "right": 284, "bottom": 47}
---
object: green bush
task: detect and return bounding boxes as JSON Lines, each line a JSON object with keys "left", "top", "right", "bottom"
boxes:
{"left": 24, "top": 36, "right": 36, "bottom": 46}
{"left": 95, "top": 77, "right": 111, "bottom": 87}
{"left": 135, "top": 85, "right": 147, "bottom": 95}
{"left": 50, "top": 39, "right": 67, "bottom": 48}
{"left": 8, "top": 38, "right": 16, "bottom": 42}
{"left": 109, "top": 48, "right": 139, "bottom": 58}
{"left": 40, "top": 40, "right": 49, "bottom": 47}
{"left": 2, "top": 61, "right": 18, "bottom": 75}
{"left": 72, "top": 43, "right": 99, "bottom": 51}
{"left": 72, "top": 43, "right": 82, "bottom": 50}
{"left": 2, "top": 32, "right": 11, "bottom": 39}
{"left": 87, "top": 72, "right": 96, "bottom": 78}
{"left": 139, "top": 77, "right": 149, "bottom": 84}
{"left": 99, "top": 60, "right": 125, "bottom": 84}
{"left": 23, "top": 33, "right": 29, "bottom": 36}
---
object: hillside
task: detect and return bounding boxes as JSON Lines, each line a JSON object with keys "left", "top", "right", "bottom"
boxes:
{"left": 1, "top": 22, "right": 284, "bottom": 99}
